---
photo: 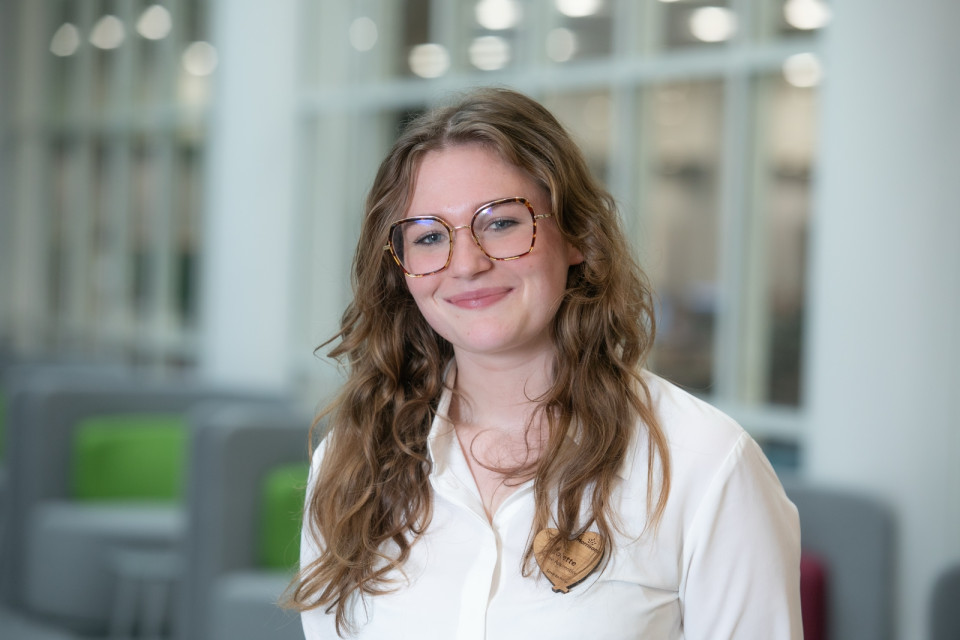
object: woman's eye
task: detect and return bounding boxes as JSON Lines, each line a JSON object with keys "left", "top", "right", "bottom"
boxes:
{"left": 485, "top": 217, "right": 519, "bottom": 232}
{"left": 413, "top": 231, "right": 446, "bottom": 246}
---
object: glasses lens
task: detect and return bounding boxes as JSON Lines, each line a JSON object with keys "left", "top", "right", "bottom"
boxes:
{"left": 391, "top": 218, "right": 451, "bottom": 276}
{"left": 474, "top": 200, "right": 535, "bottom": 259}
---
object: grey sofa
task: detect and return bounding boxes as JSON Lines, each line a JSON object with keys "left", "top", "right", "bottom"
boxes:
{"left": 0, "top": 366, "right": 281, "bottom": 635}
{"left": 782, "top": 478, "right": 896, "bottom": 640}
{"left": 930, "top": 563, "right": 960, "bottom": 640}
{"left": 177, "top": 402, "right": 313, "bottom": 640}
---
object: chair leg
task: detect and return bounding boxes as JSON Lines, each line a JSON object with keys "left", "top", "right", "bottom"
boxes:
{"left": 140, "top": 578, "right": 169, "bottom": 640}
{"left": 110, "top": 571, "right": 139, "bottom": 639}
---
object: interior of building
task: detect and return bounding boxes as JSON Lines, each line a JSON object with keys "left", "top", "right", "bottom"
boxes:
{"left": 0, "top": 1, "right": 957, "bottom": 638}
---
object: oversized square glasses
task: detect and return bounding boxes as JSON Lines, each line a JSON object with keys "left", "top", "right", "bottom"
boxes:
{"left": 384, "top": 196, "right": 552, "bottom": 277}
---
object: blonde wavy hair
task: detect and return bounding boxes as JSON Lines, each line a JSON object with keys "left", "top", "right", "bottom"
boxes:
{"left": 288, "top": 87, "right": 671, "bottom": 636}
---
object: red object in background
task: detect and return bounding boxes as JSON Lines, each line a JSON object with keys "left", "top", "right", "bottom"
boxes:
{"left": 800, "top": 552, "right": 829, "bottom": 640}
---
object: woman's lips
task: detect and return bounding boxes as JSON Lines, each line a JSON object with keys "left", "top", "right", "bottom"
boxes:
{"left": 445, "top": 287, "right": 512, "bottom": 309}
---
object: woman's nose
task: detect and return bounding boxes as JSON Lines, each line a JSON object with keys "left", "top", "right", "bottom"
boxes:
{"left": 447, "top": 225, "right": 493, "bottom": 276}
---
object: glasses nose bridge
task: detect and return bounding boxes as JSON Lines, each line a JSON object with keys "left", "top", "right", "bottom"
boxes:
{"left": 448, "top": 220, "right": 481, "bottom": 247}
{"left": 445, "top": 217, "right": 489, "bottom": 265}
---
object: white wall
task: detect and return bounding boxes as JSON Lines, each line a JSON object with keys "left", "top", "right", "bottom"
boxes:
{"left": 805, "top": 1, "right": 960, "bottom": 638}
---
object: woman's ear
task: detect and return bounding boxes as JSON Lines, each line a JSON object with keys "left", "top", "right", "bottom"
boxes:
{"left": 566, "top": 242, "right": 585, "bottom": 266}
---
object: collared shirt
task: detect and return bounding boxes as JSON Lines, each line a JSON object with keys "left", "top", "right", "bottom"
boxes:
{"left": 301, "top": 371, "right": 802, "bottom": 639}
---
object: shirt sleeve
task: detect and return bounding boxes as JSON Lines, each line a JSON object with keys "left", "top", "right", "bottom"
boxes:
{"left": 679, "top": 433, "right": 803, "bottom": 639}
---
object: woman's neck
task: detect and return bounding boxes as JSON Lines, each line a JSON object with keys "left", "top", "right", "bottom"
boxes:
{"left": 448, "top": 350, "right": 555, "bottom": 519}
{"left": 450, "top": 349, "right": 555, "bottom": 432}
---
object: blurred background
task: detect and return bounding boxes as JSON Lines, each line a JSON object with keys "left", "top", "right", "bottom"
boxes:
{"left": 0, "top": 1, "right": 957, "bottom": 639}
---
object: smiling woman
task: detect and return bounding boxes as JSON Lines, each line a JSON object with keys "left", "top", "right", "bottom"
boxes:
{"left": 401, "top": 145, "right": 582, "bottom": 362}
{"left": 286, "top": 87, "right": 801, "bottom": 640}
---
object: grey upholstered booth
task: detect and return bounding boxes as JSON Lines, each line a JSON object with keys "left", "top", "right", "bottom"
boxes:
{"left": 0, "top": 360, "right": 128, "bottom": 568}
{"left": 176, "top": 402, "right": 312, "bottom": 640}
{"left": 930, "top": 563, "right": 960, "bottom": 640}
{"left": 782, "top": 479, "right": 896, "bottom": 640}
{"left": 0, "top": 363, "right": 131, "bottom": 604}
{"left": 0, "top": 367, "right": 281, "bottom": 636}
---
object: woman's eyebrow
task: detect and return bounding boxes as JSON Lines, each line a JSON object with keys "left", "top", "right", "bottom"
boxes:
{"left": 407, "top": 196, "right": 520, "bottom": 219}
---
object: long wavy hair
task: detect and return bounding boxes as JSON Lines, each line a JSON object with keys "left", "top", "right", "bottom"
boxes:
{"left": 287, "top": 87, "right": 670, "bottom": 636}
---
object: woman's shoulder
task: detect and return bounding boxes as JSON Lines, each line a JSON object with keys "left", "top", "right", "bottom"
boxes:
{"left": 632, "top": 371, "right": 792, "bottom": 540}
{"left": 639, "top": 370, "right": 747, "bottom": 457}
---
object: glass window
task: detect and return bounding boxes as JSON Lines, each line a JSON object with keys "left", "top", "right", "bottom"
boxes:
{"left": 6, "top": 0, "right": 824, "bottom": 431}
{"left": 640, "top": 80, "right": 725, "bottom": 393}
{"left": 43, "top": 0, "right": 209, "bottom": 359}
{"left": 131, "top": 136, "right": 156, "bottom": 319}
{"left": 299, "top": 106, "right": 423, "bottom": 349}
{"left": 542, "top": 89, "right": 613, "bottom": 185}
{"left": 49, "top": 136, "right": 72, "bottom": 323}
{"left": 742, "top": 71, "right": 817, "bottom": 406}
{"left": 175, "top": 136, "right": 203, "bottom": 327}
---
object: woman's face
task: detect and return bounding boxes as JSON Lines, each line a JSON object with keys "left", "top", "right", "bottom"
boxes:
{"left": 402, "top": 144, "right": 583, "bottom": 364}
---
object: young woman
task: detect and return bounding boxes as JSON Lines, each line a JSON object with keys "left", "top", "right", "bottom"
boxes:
{"left": 289, "top": 87, "right": 801, "bottom": 639}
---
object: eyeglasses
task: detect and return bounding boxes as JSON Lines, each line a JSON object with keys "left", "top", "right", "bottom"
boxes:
{"left": 384, "top": 196, "right": 552, "bottom": 277}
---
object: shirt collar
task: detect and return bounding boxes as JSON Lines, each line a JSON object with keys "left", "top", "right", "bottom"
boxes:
{"left": 426, "top": 361, "right": 458, "bottom": 479}
{"left": 426, "top": 360, "right": 636, "bottom": 482}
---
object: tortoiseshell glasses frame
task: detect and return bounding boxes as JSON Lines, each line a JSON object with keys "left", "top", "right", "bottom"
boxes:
{"left": 383, "top": 196, "right": 552, "bottom": 277}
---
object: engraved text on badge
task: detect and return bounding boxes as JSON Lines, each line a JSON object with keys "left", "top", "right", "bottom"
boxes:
{"left": 533, "top": 528, "right": 604, "bottom": 593}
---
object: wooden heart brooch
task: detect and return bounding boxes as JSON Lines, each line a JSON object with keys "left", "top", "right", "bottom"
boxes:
{"left": 533, "top": 528, "right": 604, "bottom": 593}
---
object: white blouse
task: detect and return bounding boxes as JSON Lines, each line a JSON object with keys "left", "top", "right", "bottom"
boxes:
{"left": 301, "top": 371, "right": 802, "bottom": 639}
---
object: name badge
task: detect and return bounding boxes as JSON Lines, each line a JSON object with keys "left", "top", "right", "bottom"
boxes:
{"left": 533, "top": 528, "right": 604, "bottom": 593}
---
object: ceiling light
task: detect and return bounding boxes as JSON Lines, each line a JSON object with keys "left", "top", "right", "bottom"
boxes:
{"left": 475, "top": 0, "right": 521, "bottom": 30}
{"left": 469, "top": 36, "right": 511, "bottom": 70}
{"left": 783, "top": 52, "right": 822, "bottom": 87}
{"left": 137, "top": 5, "right": 172, "bottom": 40}
{"left": 183, "top": 41, "right": 218, "bottom": 76}
{"left": 784, "top": 0, "right": 831, "bottom": 30}
{"left": 555, "top": 0, "right": 603, "bottom": 18}
{"left": 50, "top": 23, "right": 81, "bottom": 57}
{"left": 409, "top": 43, "right": 450, "bottom": 78}
{"left": 90, "top": 15, "right": 125, "bottom": 50}
{"left": 689, "top": 7, "right": 737, "bottom": 43}
{"left": 349, "top": 17, "right": 378, "bottom": 52}
{"left": 546, "top": 28, "right": 577, "bottom": 62}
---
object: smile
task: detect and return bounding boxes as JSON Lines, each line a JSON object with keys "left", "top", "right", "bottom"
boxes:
{"left": 445, "top": 287, "right": 512, "bottom": 309}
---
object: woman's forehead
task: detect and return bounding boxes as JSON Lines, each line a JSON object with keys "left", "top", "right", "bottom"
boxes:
{"left": 404, "top": 145, "right": 548, "bottom": 218}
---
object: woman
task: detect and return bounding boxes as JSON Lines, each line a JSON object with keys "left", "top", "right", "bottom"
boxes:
{"left": 290, "top": 87, "right": 801, "bottom": 639}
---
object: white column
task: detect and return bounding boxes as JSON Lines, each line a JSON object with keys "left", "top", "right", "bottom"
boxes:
{"left": 198, "top": 0, "right": 300, "bottom": 391}
{"left": 805, "top": 2, "right": 960, "bottom": 639}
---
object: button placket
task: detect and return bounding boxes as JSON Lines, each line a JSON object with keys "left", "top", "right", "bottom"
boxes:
{"left": 453, "top": 524, "right": 498, "bottom": 640}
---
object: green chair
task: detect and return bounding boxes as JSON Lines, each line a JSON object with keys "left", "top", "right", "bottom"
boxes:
{"left": 258, "top": 462, "right": 310, "bottom": 572}
{"left": 68, "top": 414, "right": 188, "bottom": 638}
{"left": 71, "top": 414, "right": 187, "bottom": 502}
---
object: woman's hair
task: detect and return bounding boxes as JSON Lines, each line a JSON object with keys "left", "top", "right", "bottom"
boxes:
{"left": 288, "top": 87, "right": 671, "bottom": 635}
